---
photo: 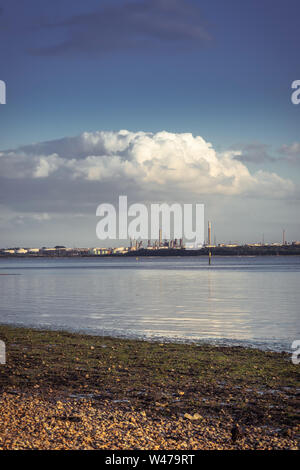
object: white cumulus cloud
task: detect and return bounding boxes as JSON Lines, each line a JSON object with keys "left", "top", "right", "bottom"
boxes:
{"left": 0, "top": 130, "right": 295, "bottom": 198}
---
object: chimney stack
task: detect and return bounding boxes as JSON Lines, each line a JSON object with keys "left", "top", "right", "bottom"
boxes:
{"left": 208, "top": 221, "right": 211, "bottom": 246}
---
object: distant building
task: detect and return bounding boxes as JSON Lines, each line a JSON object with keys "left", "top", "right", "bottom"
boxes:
{"left": 112, "top": 247, "right": 128, "bottom": 254}
{"left": 129, "top": 245, "right": 137, "bottom": 251}
{"left": 16, "top": 248, "right": 28, "bottom": 254}
{"left": 91, "top": 248, "right": 111, "bottom": 255}
{"left": 185, "top": 244, "right": 197, "bottom": 250}
{"left": 75, "top": 248, "right": 90, "bottom": 255}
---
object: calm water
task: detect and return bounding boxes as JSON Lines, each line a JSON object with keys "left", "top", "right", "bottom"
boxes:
{"left": 0, "top": 256, "right": 299, "bottom": 351}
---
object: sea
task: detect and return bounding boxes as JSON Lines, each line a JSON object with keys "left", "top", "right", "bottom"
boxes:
{"left": 0, "top": 256, "right": 299, "bottom": 352}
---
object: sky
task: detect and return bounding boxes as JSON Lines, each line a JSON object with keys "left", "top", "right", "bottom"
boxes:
{"left": 0, "top": 0, "right": 299, "bottom": 247}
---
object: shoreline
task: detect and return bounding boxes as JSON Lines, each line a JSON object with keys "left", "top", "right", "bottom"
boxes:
{"left": 0, "top": 321, "right": 292, "bottom": 353}
{"left": 1, "top": 246, "right": 300, "bottom": 259}
{"left": 0, "top": 324, "right": 299, "bottom": 450}
{"left": 1, "top": 252, "right": 300, "bottom": 258}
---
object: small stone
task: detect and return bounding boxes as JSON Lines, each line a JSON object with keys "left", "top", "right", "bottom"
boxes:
{"left": 184, "top": 413, "right": 201, "bottom": 421}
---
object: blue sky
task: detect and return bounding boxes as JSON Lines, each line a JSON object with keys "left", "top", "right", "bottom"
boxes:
{"left": 0, "top": 0, "right": 299, "bottom": 246}
{"left": 0, "top": 0, "right": 299, "bottom": 149}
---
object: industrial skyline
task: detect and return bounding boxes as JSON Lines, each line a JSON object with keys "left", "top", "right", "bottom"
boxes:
{"left": 1, "top": 220, "right": 299, "bottom": 255}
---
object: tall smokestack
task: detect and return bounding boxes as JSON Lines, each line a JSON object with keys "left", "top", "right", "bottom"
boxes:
{"left": 159, "top": 228, "right": 162, "bottom": 247}
{"left": 208, "top": 221, "right": 211, "bottom": 246}
{"left": 283, "top": 229, "right": 285, "bottom": 245}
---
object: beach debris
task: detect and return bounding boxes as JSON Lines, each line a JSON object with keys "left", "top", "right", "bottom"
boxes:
{"left": 231, "top": 423, "right": 244, "bottom": 443}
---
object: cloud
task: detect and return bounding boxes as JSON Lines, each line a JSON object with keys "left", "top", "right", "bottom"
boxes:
{"left": 31, "top": 0, "right": 211, "bottom": 56}
{"left": 0, "top": 130, "right": 295, "bottom": 202}
{"left": 0, "top": 151, "right": 62, "bottom": 179}
{"left": 233, "top": 142, "right": 300, "bottom": 167}
{"left": 279, "top": 142, "right": 300, "bottom": 164}
{"left": 1, "top": 130, "right": 299, "bottom": 246}
{"left": 13, "top": 213, "right": 51, "bottom": 225}
{"left": 233, "top": 143, "right": 277, "bottom": 164}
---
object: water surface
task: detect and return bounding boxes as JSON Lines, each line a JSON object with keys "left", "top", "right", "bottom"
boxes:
{"left": 0, "top": 256, "right": 299, "bottom": 351}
